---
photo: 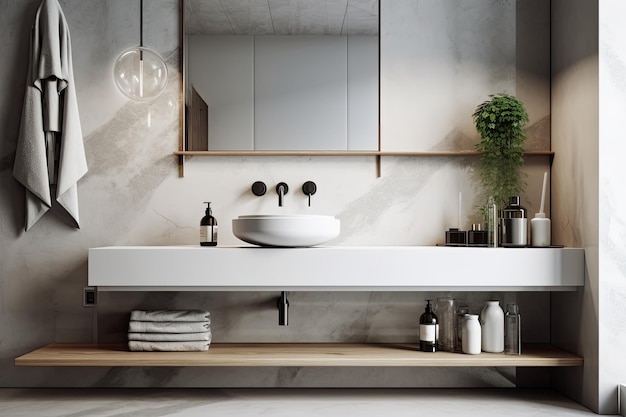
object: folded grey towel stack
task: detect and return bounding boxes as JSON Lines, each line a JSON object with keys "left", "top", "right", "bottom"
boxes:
{"left": 128, "top": 310, "right": 212, "bottom": 352}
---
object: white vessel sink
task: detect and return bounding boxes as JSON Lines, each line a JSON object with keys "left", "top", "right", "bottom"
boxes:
{"left": 232, "top": 215, "right": 340, "bottom": 247}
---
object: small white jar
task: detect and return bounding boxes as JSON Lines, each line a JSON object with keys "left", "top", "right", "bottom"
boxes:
{"left": 462, "top": 314, "right": 481, "bottom": 355}
{"left": 531, "top": 214, "right": 551, "bottom": 247}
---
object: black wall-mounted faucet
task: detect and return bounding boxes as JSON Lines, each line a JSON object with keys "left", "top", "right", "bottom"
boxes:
{"left": 254, "top": 181, "right": 316, "bottom": 207}
{"left": 276, "top": 182, "right": 288, "bottom": 207}
{"left": 302, "top": 181, "right": 317, "bottom": 206}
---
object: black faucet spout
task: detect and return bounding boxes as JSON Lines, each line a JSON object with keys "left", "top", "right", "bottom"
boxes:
{"left": 276, "top": 183, "right": 289, "bottom": 207}
{"left": 277, "top": 291, "right": 289, "bottom": 325}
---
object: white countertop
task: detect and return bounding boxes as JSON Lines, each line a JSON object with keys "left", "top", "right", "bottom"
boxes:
{"left": 88, "top": 245, "right": 584, "bottom": 291}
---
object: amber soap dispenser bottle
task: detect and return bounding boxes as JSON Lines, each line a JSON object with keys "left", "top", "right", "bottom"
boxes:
{"left": 419, "top": 300, "right": 439, "bottom": 352}
{"left": 200, "top": 202, "right": 218, "bottom": 246}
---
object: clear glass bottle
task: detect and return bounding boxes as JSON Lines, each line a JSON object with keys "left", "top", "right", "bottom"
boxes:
{"left": 486, "top": 196, "right": 498, "bottom": 248}
{"left": 435, "top": 297, "right": 455, "bottom": 352}
{"left": 504, "top": 303, "right": 521, "bottom": 355}
{"left": 455, "top": 305, "right": 470, "bottom": 352}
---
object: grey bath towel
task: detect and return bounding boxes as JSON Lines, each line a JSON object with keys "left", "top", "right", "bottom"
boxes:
{"left": 128, "top": 321, "right": 210, "bottom": 334}
{"left": 13, "top": 0, "right": 87, "bottom": 230}
{"left": 128, "top": 341, "right": 210, "bottom": 352}
{"left": 128, "top": 331, "right": 212, "bottom": 342}
{"left": 130, "top": 310, "right": 211, "bottom": 322}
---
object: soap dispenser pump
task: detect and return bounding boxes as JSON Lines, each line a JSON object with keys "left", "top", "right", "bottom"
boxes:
{"left": 200, "top": 202, "right": 218, "bottom": 247}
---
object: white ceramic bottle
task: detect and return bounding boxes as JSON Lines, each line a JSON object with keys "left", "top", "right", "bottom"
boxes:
{"left": 531, "top": 171, "right": 551, "bottom": 247}
{"left": 462, "top": 314, "right": 481, "bottom": 355}
{"left": 531, "top": 213, "right": 551, "bottom": 247}
{"left": 480, "top": 300, "right": 504, "bottom": 353}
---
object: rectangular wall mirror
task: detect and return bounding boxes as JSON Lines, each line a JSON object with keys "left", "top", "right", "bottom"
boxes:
{"left": 183, "top": 0, "right": 380, "bottom": 152}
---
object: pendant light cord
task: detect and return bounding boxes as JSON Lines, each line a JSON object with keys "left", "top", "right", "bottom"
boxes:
{"left": 140, "top": 0, "right": 144, "bottom": 47}
{"left": 139, "top": 0, "right": 144, "bottom": 62}
{"left": 113, "top": 0, "right": 168, "bottom": 100}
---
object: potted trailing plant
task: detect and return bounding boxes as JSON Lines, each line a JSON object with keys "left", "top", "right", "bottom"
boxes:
{"left": 472, "top": 93, "right": 529, "bottom": 210}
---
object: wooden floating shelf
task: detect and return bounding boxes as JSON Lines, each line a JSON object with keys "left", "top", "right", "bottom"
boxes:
{"left": 15, "top": 343, "right": 582, "bottom": 368}
{"left": 175, "top": 150, "right": 554, "bottom": 175}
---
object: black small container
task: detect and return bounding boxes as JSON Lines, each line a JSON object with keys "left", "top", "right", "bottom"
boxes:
{"left": 468, "top": 224, "right": 488, "bottom": 247}
{"left": 445, "top": 228, "right": 467, "bottom": 246}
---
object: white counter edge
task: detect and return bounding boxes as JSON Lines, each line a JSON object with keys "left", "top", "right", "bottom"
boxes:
{"left": 88, "top": 246, "right": 585, "bottom": 292}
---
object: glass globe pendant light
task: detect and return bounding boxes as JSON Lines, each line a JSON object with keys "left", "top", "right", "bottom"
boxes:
{"left": 113, "top": 0, "right": 168, "bottom": 100}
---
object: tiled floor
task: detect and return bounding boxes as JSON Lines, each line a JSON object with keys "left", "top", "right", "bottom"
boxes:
{"left": 0, "top": 388, "right": 609, "bottom": 417}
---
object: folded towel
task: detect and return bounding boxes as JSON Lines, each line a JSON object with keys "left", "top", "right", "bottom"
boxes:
{"left": 128, "top": 321, "right": 210, "bottom": 334}
{"left": 130, "top": 310, "right": 210, "bottom": 322}
{"left": 128, "top": 331, "right": 212, "bottom": 342}
{"left": 13, "top": 0, "right": 87, "bottom": 231}
{"left": 128, "top": 341, "right": 210, "bottom": 352}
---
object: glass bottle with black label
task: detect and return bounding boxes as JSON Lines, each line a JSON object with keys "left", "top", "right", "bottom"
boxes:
{"left": 200, "top": 202, "right": 218, "bottom": 246}
{"left": 419, "top": 300, "right": 439, "bottom": 352}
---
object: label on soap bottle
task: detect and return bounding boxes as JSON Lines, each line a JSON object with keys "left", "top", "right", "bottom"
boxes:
{"left": 419, "top": 324, "right": 438, "bottom": 342}
{"left": 200, "top": 225, "right": 218, "bottom": 245}
{"left": 419, "top": 323, "right": 439, "bottom": 352}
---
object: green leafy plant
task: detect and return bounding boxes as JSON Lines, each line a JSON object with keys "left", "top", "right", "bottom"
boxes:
{"left": 473, "top": 93, "right": 529, "bottom": 210}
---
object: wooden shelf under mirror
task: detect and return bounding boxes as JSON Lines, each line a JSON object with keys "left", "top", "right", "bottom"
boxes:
{"left": 174, "top": 150, "right": 554, "bottom": 177}
{"left": 15, "top": 343, "right": 581, "bottom": 368}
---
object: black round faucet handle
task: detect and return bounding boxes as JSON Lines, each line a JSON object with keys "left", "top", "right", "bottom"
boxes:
{"left": 251, "top": 181, "right": 267, "bottom": 196}
{"left": 302, "top": 181, "right": 317, "bottom": 196}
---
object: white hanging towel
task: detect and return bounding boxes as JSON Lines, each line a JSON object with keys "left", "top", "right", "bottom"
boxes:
{"left": 13, "top": 0, "right": 87, "bottom": 231}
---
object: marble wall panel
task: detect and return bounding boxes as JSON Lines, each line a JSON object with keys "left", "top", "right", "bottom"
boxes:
{"left": 598, "top": 0, "right": 626, "bottom": 413}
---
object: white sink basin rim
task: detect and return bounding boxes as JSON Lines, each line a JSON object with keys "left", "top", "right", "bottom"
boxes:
{"left": 232, "top": 215, "right": 340, "bottom": 247}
